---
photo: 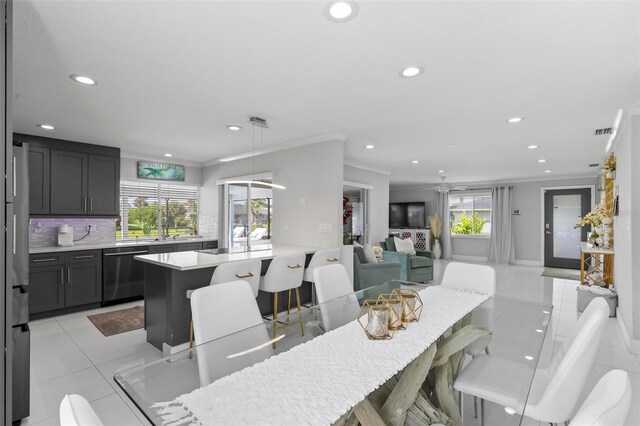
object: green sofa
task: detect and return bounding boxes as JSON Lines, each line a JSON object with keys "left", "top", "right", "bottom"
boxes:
{"left": 353, "top": 246, "right": 401, "bottom": 291}
{"left": 380, "top": 237, "right": 434, "bottom": 283}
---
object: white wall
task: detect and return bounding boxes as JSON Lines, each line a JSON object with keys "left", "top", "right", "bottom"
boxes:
{"left": 611, "top": 106, "right": 640, "bottom": 351}
{"left": 120, "top": 157, "right": 202, "bottom": 185}
{"left": 390, "top": 176, "right": 596, "bottom": 263}
{"left": 200, "top": 139, "right": 344, "bottom": 248}
{"left": 344, "top": 165, "right": 390, "bottom": 245}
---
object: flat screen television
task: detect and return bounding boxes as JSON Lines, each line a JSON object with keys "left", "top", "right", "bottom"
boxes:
{"left": 389, "top": 202, "right": 426, "bottom": 228}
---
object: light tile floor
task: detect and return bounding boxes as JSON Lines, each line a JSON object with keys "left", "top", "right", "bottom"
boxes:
{"left": 23, "top": 261, "right": 640, "bottom": 425}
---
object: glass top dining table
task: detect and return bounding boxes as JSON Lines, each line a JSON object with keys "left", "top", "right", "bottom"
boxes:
{"left": 114, "top": 281, "right": 552, "bottom": 425}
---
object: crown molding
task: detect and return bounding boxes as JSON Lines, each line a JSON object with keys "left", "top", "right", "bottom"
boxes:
{"left": 344, "top": 161, "right": 391, "bottom": 176}
{"left": 201, "top": 132, "right": 348, "bottom": 167}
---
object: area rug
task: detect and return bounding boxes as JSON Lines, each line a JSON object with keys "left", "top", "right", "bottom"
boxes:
{"left": 541, "top": 267, "right": 581, "bottom": 281}
{"left": 87, "top": 305, "right": 144, "bottom": 337}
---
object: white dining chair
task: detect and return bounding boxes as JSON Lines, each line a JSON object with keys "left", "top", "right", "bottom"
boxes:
{"left": 313, "top": 264, "right": 359, "bottom": 332}
{"left": 570, "top": 369, "right": 631, "bottom": 425}
{"left": 59, "top": 394, "right": 104, "bottom": 426}
{"left": 186, "top": 259, "right": 262, "bottom": 353}
{"left": 191, "top": 280, "right": 272, "bottom": 386}
{"left": 303, "top": 248, "right": 341, "bottom": 304}
{"left": 259, "top": 252, "right": 306, "bottom": 340}
{"left": 454, "top": 297, "right": 610, "bottom": 426}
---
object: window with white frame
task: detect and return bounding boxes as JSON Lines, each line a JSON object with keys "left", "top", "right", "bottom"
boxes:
{"left": 117, "top": 180, "right": 199, "bottom": 239}
{"left": 448, "top": 192, "right": 492, "bottom": 236}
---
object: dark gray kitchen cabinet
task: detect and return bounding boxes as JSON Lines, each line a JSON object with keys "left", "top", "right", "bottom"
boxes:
{"left": 65, "top": 261, "right": 102, "bottom": 307}
{"left": 50, "top": 149, "right": 88, "bottom": 215}
{"left": 87, "top": 154, "right": 120, "bottom": 216}
{"left": 174, "top": 243, "right": 201, "bottom": 252}
{"left": 148, "top": 244, "right": 175, "bottom": 254}
{"left": 28, "top": 146, "right": 50, "bottom": 214}
{"left": 29, "top": 265, "right": 65, "bottom": 314}
{"left": 29, "top": 251, "right": 102, "bottom": 318}
{"left": 202, "top": 241, "right": 218, "bottom": 250}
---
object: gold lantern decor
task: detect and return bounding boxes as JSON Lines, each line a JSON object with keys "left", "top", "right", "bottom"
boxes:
{"left": 357, "top": 300, "right": 394, "bottom": 340}
{"left": 391, "top": 288, "right": 423, "bottom": 323}
{"left": 376, "top": 294, "right": 405, "bottom": 330}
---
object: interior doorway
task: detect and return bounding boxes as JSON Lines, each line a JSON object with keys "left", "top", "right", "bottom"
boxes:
{"left": 543, "top": 187, "right": 592, "bottom": 269}
{"left": 343, "top": 183, "right": 370, "bottom": 245}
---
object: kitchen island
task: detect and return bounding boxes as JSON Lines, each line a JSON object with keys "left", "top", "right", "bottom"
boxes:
{"left": 135, "top": 245, "right": 318, "bottom": 353}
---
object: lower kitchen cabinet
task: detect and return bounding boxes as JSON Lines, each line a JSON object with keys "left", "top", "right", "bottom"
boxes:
{"left": 29, "top": 251, "right": 102, "bottom": 318}
{"left": 29, "top": 265, "right": 65, "bottom": 314}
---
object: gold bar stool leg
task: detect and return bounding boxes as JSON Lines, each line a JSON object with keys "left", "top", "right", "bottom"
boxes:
{"left": 272, "top": 292, "right": 279, "bottom": 348}
{"left": 295, "top": 288, "right": 305, "bottom": 336}
{"left": 287, "top": 289, "right": 292, "bottom": 317}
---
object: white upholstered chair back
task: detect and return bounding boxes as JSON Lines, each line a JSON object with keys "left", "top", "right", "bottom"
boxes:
{"left": 313, "top": 264, "right": 359, "bottom": 331}
{"left": 570, "top": 369, "right": 631, "bottom": 426}
{"left": 259, "top": 253, "right": 305, "bottom": 293}
{"left": 210, "top": 259, "right": 262, "bottom": 297}
{"left": 440, "top": 262, "right": 496, "bottom": 295}
{"left": 59, "top": 394, "right": 104, "bottom": 426}
{"left": 303, "top": 248, "right": 341, "bottom": 283}
{"left": 191, "top": 281, "right": 272, "bottom": 386}
{"left": 526, "top": 297, "right": 610, "bottom": 423}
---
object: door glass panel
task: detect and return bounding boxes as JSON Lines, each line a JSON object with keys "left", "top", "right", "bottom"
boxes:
{"left": 553, "top": 194, "right": 582, "bottom": 259}
{"left": 228, "top": 183, "right": 249, "bottom": 249}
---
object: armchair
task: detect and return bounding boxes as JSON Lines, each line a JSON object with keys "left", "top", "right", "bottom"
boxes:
{"left": 380, "top": 237, "right": 434, "bottom": 283}
{"left": 352, "top": 246, "right": 400, "bottom": 291}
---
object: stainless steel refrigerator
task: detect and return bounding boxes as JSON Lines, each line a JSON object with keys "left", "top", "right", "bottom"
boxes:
{"left": 10, "top": 142, "right": 30, "bottom": 423}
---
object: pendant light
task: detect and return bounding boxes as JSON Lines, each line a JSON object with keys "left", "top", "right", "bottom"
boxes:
{"left": 227, "top": 116, "right": 285, "bottom": 189}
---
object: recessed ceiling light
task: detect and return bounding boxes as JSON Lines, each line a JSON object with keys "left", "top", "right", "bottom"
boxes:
{"left": 400, "top": 66, "right": 424, "bottom": 78}
{"left": 412, "top": 160, "right": 420, "bottom": 164}
{"left": 525, "top": 355, "right": 534, "bottom": 361}
{"left": 538, "top": 159, "right": 546, "bottom": 163}
{"left": 545, "top": 170, "right": 552, "bottom": 173}
{"left": 543, "top": 310, "right": 550, "bottom": 314}
{"left": 504, "top": 407, "right": 517, "bottom": 416}
{"left": 164, "top": 153, "right": 173, "bottom": 157}
{"left": 324, "top": 1, "right": 359, "bottom": 22}
{"left": 365, "top": 145, "right": 375, "bottom": 149}
{"left": 535, "top": 329, "right": 543, "bottom": 333}
{"left": 70, "top": 74, "right": 97, "bottom": 85}
{"left": 37, "top": 124, "right": 55, "bottom": 130}
{"left": 226, "top": 125, "right": 242, "bottom": 131}
{"left": 507, "top": 117, "right": 524, "bottom": 123}
{"left": 437, "top": 169, "right": 445, "bottom": 173}
{"left": 528, "top": 145, "right": 539, "bottom": 149}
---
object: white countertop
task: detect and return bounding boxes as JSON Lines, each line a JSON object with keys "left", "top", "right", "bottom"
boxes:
{"left": 134, "top": 244, "right": 318, "bottom": 271}
{"left": 29, "top": 237, "right": 218, "bottom": 254}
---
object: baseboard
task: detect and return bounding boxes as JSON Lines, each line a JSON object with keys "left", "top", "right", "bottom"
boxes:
{"left": 515, "top": 259, "right": 542, "bottom": 266}
{"left": 616, "top": 307, "right": 640, "bottom": 354}
{"left": 451, "top": 255, "right": 487, "bottom": 262}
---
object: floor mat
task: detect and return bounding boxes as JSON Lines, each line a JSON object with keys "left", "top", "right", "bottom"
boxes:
{"left": 541, "top": 267, "right": 581, "bottom": 281}
{"left": 87, "top": 305, "right": 144, "bottom": 337}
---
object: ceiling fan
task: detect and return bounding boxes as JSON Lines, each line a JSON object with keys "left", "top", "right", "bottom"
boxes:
{"left": 425, "top": 176, "right": 467, "bottom": 193}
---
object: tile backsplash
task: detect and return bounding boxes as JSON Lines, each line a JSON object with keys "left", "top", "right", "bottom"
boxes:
{"left": 29, "top": 218, "right": 116, "bottom": 248}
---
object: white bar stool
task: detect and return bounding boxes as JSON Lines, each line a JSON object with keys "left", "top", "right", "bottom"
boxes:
{"left": 259, "top": 252, "right": 306, "bottom": 343}
{"left": 187, "top": 258, "right": 262, "bottom": 354}
{"left": 303, "top": 248, "right": 341, "bottom": 306}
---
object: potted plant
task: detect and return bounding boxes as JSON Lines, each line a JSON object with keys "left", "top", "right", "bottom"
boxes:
{"left": 429, "top": 215, "right": 442, "bottom": 259}
{"left": 604, "top": 155, "right": 616, "bottom": 179}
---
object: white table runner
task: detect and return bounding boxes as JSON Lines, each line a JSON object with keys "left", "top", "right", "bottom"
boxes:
{"left": 155, "top": 286, "right": 489, "bottom": 425}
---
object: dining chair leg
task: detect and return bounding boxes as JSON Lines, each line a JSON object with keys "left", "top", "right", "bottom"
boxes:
{"left": 188, "top": 318, "right": 194, "bottom": 359}
{"left": 564, "top": 422, "right": 569, "bottom": 426}
{"left": 474, "top": 395, "right": 478, "bottom": 418}
{"left": 272, "top": 292, "right": 279, "bottom": 348}
{"left": 287, "top": 289, "right": 292, "bottom": 316}
{"left": 485, "top": 346, "right": 490, "bottom": 355}
{"left": 458, "top": 391, "right": 463, "bottom": 423}
{"left": 480, "top": 398, "right": 485, "bottom": 426}
{"left": 295, "top": 288, "right": 305, "bottom": 336}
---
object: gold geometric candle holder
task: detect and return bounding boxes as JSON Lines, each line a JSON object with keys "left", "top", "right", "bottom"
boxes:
{"left": 376, "top": 294, "right": 405, "bottom": 330}
{"left": 391, "top": 288, "right": 423, "bottom": 323}
{"left": 357, "top": 300, "right": 394, "bottom": 340}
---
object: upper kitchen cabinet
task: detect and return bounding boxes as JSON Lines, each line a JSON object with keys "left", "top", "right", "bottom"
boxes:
{"left": 14, "top": 134, "right": 120, "bottom": 216}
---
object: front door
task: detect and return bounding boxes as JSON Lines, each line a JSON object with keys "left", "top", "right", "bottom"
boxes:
{"left": 544, "top": 188, "right": 591, "bottom": 269}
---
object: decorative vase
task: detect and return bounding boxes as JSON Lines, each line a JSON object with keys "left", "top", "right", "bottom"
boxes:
{"left": 433, "top": 239, "right": 442, "bottom": 259}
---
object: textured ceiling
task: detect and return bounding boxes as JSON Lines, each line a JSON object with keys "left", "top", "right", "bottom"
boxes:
{"left": 13, "top": 1, "right": 640, "bottom": 184}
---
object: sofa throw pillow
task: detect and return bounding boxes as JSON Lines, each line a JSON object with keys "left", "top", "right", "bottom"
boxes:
{"left": 394, "top": 236, "right": 416, "bottom": 256}
{"left": 363, "top": 244, "right": 379, "bottom": 264}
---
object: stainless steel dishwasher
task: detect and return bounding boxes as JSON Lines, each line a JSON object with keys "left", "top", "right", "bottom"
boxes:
{"left": 102, "top": 246, "right": 149, "bottom": 304}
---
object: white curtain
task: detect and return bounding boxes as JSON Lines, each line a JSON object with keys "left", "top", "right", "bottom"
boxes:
{"left": 436, "top": 191, "right": 452, "bottom": 259}
{"left": 488, "top": 186, "right": 516, "bottom": 264}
